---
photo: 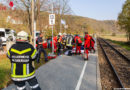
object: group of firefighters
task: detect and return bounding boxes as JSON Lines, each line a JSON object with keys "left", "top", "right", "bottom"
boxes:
{"left": 7, "top": 31, "right": 95, "bottom": 90}
{"left": 40, "top": 32, "right": 95, "bottom": 60}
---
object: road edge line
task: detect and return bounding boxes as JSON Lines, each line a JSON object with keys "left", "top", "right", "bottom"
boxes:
{"left": 75, "top": 61, "right": 88, "bottom": 90}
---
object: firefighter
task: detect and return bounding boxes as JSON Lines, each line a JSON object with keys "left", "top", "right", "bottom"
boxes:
{"left": 7, "top": 31, "right": 41, "bottom": 90}
{"left": 57, "top": 33, "right": 63, "bottom": 55}
{"left": 62, "top": 33, "right": 67, "bottom": 51}
{"left": 37, "top": 33, "right": 48, "bottom": 63}
{"left": 66, "top": 34, "right": 73, "bottom": 50}
{"left": 90, "top": 36, "right": 95, "bottom": 53}
{"left": 65, "top": 34, "right": 73, "bottom": 55}
{"left": 53, "top": 36, "right": 58, "bottom": 53}
{"left": 84, "top": 32, "right": 91, "bottom": 60}
{"left": 74, "top": 34, "right": 82, "bottom": 54}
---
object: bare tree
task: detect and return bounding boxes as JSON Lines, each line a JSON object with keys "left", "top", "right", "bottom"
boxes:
{"left": 51, "top": 0, "right": 72, "bottom": 33}
{"left": 4, "top": 0, "right": 49, "bottom": 35}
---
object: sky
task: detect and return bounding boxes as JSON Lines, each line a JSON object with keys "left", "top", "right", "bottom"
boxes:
{"left": 69, "top": 0, "right": 126, "bottom": 20}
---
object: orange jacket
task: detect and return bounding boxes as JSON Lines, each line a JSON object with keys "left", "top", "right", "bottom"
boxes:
{"left": 74, "top": 36, "right": 82, "bottom": 44}
{"left": 84, "top": 34, "right": 92, "bottom": 48}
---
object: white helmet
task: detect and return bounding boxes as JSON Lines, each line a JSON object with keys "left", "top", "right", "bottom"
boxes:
{"left": 58, "top": 33, "right": 62, "bottom": 36}
{"left": 63, "top": 33, "right": 66, "bottom": 35}
{"left": 17, "top": 31, "right": 28, "bottom": 40}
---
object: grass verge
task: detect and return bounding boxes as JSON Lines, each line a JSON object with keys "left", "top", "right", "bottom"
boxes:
{"left": 0, "top": 48, "right": 52, "bottom": 89}
{"left": 107, "top": 39, "right": 130, "bottom": 51}
{"left": 0, "top": 55, "right": 11, "bottom": 89}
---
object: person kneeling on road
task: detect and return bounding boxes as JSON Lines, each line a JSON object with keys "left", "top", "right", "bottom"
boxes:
{"left": 37, "top": 33, "right": 48, "bottom": 63}
{"left": 7, "top": 31, "right": 41, "bottom": 90}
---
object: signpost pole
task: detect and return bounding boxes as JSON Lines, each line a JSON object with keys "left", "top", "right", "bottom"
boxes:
{"left": 34, "top": 21, "right": 36, "bottom": 48}
{"left": 49, "top": 0, "right": 55, "bottom": 56}
{"left": 31, "top": 0, "right": 34, "bottom": 45}
{"left": 51, "top": 1, "right": 54, "bottom": 54}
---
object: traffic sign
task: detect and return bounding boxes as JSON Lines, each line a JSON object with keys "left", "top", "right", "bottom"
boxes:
{"left": 49, "top": 14, "right": 55, "bottom": 25}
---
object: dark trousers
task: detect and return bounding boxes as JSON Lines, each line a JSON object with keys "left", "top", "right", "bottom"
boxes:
{"left": 66, "top": 46, "right": 72, "bottom": 50}
{"left": 37, "top": 46, "right": 48, "bottom": 63}
{"left": 13, "top": 77, "right": 41, "bottom": 90}
{"left": 57, "top": 42, "right": 62, "bottom": 55}
{"left": 47, "top": 43, "right": 51, "bottom": 49}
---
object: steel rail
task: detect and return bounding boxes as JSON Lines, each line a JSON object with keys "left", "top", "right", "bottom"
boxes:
{"left": 100, "top": 38, "right": 130, "bottom": 62}
{"left": 98, "top": 38, "right": 125, "bottom": 88}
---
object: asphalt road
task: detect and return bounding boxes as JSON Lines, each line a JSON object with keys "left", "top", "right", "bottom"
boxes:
{"left": 3, "top": 38, "right": 99, "bottom": 90}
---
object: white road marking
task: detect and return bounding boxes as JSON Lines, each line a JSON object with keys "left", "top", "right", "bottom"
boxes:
{"left": 75, "top": 61, "right": 88, "bottom": 90}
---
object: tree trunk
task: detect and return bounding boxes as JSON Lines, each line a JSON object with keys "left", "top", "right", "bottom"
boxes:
{"left": 128, "top": 32, "right": 130, "bottom": 42}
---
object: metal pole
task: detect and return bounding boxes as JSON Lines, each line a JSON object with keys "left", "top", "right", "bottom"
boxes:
{"left": 31, "top": 0, "right": 34, "bottom": 45}
{"left": 60, "top": 21, "right": 62, "bottom": 33}
{"left": 52, "top": 1, "right": 54, "bottom": 54}
{"left": 34, "top": 21, "right": 36, "bottom": 48}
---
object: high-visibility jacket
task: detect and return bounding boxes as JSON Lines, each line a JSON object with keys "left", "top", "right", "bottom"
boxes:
{"left": 90, "top": 36, "right": 95, "bottom": 48}
{"left": 66, "top": 35, "right": 73, "bottom": 47}
{"left": 7, "top": 41, "right": 37, "bottom": 81}
{"left": 57, "top": 35, "right": 62, "bottom": 43}
{"left": 74, "top": 36, "right": 82, "bottom": 44}
{"left": 53, "top": 36, "right": 57, "bottom": 43}
{"left": 84, "top": 34, "right": 89, "bottom": 41}
{"left": 62, "top": 36, "right": 66, "bottom": 45}
{"left": 84, "top": 35, "right": 92, "bottom": 49}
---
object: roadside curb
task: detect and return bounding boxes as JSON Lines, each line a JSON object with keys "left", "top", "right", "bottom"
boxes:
{"left": 96, "top": 39, "right": 102, "bottom": 90}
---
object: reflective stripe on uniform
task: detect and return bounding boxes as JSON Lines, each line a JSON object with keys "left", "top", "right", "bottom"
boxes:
{"left": 17, "top": 86, "right": 26, "bottom": 90}
{"left": 31, "top": 49, "right": 37, "bottom": 59}
{"left": 7, "top": 51, "right": 10, "bottom": 56}
{"left": 11, "top": 71, "right": 35, "bottom": 78}
{"left": 30, "top": 84, "right": 39, "bottom": 89}
{"left": 67, "top": 44, "right": 72, "bottom": 46}
{"left": 13, "top": 63, "right": 16, "bottom": 75}
{"left": 26, "top": 64, "right": 29, "bottom": 75}
{"left": 11, "top": 63, "right": 13, "bottom": 74}
{"left": 23, "top": 64, "right": 26, "bottom": 75}
{"left": 11, "top": 48, "right": 31, "bottom": 55}
{"left": 12, "top": 74, "right": 35, "bottom": 81}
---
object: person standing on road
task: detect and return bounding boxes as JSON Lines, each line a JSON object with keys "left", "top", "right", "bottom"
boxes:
{"left": 90, "top": 35, "right": 95, "bottom": 53}
{"left": 57, "top": 33, "right": 63, "bottom": 55}
{"left": 84, "top": 32, "right": 92, "bottom": 60}
{"left": 66, "top": 34, "right": 73, "bottom": 50}
{"left": 74, "top": 34, "right": 82, "bottom": 55}
{"left": 7, "top": 31, "right": 41, "bottom": 90}
{"left": 37, "top": 33, "right": 48, "bottom": 63}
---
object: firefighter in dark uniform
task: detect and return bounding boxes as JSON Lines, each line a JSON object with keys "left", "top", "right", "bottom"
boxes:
{"left": 57, "top": 33, "right": 63, "bottom": 55}
{"left": 7, "top": 31, "right": 41, "bottom": 90}
{"left": 36, "top": 33, "right": 48, "bottom": 63}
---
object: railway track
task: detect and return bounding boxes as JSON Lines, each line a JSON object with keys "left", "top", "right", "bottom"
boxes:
{"left": 98, "top": 38, "right": 130, "bottom": 89}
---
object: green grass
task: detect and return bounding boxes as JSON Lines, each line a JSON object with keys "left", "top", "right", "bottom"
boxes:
{"left": 0, "top": 48, "right": 52, "bottom": 89}
{"left": 0, "top": 58, "right": 11, "bottom": 89}
{"left": 108, "top": 39, "right": 130, "bottom": 51}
